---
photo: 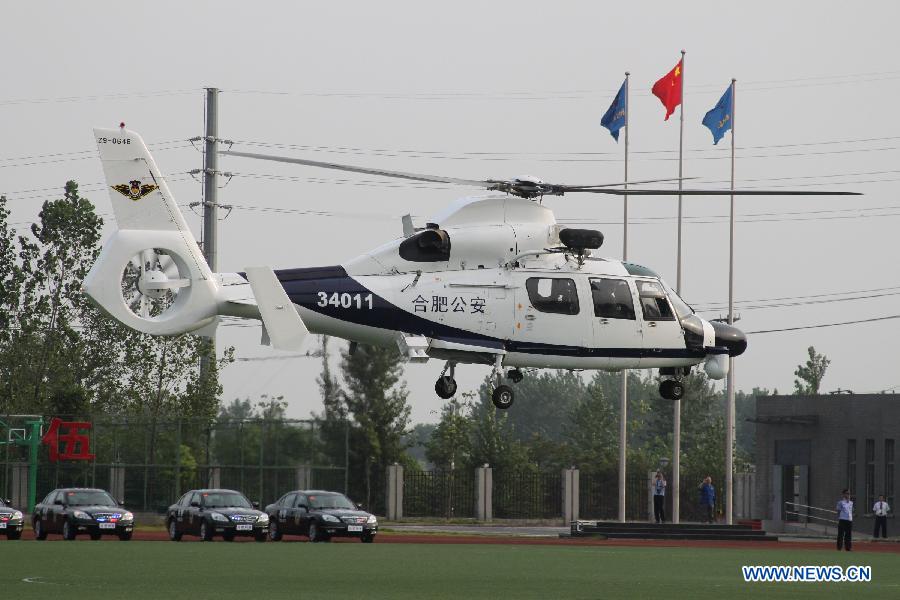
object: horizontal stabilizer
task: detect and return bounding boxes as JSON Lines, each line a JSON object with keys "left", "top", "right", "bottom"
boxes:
{"left": 244, "top": 266, "right": 308, "bottom": 351}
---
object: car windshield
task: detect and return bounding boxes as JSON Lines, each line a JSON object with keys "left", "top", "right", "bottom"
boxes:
{"left": 65, "top": 491, "right": 117, "bottom": 506}
{"left": 201, "top": 492, "right": 252, "bottom": 508}
{"left": 308, "top": 493, "right": 356, "bottom": 510}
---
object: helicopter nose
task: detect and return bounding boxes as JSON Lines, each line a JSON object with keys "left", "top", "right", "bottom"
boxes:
{"left": 710, "top": 320, "right": 747, "bottom": 357}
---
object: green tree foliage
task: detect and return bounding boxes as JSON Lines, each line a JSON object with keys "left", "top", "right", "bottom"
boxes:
{"left": 793, "top": 346, "right": 830, "bottom": 395}
{"left": 0, "top": 182, "right": 232, "bottom": 448}
{"left": 215, "top": 396, "right": 317, "bottom": 467}
{"left": 425, "top": 397, "right": 472, "bottom": 469}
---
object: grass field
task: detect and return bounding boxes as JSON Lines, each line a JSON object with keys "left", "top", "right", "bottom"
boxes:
{"left": 1, "top": 540, "right": 897, "bottom": 599}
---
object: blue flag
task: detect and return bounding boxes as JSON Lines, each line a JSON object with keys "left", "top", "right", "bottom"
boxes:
{"left": 601, "top": 80, "right": 628, "bottom": 142}
{"left": 702, "top": 85, "right": 734, "bottom": 145}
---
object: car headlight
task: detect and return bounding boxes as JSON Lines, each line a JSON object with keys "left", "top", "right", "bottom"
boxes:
{"left": 367, "top": 515, "right": 377, "bottom": 524}
{"left": 120, "top": 512, "right": 134, "bottom": 521}
{"left": 322, "top": 514, "right": 340, "bottom": 523}
{"left": 11, "top": 511, "right": 23, "bottom": 521}
{"left": 73, "top": 510, "right": 91, "bottom": 520}
{"left": 256, "top": 514, "right": 269, "bottom": 524}
{"left": 210, "top": 512, "right": 229, "bottom": 522}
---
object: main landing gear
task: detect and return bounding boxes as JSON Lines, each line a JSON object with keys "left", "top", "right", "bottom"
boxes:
{"left": 433, "top": 360, "right": 525, "bottom": 409}
{"left": 435, "top": 362, "right": 458, "bottom": 399}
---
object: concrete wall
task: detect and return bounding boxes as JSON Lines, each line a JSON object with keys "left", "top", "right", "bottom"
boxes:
{"left": 755, "top": 394, "right": 899, "bottom": 533}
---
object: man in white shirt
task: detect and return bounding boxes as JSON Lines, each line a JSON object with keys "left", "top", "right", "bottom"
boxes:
{"left": 652, "top": 471, "right": 666, "bottom": 524}
{"left": 836, "top": 488, "right": 853, "bottom": 551}
{"left": 873, "top": 494, "right": 890, "bottom": 539}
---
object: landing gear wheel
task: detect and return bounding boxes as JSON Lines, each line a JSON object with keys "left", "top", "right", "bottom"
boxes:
{"left": 168, "top": 519, "right": 182, "bottom": 541}
{"left": 507, "top": 369, "right": 524, "bottom": 384}
{"left": 659, "top": 379, "right": 685, "bottom": 401}
{"left": 492, "top": 385, "right": 515, "bottom": 409}
{"left": 62, "top": 519, "right": 77, "bottom": 541}
{"left": 434, "top": 376, "right": 457, "bottom": 399}
{"left": 269, "top": 520, "right": 282, "bottom": 541}
{"left": 34, "top": 519, "right": 47, "bottom": 540}
{"left": 118, "top": 531, "right": 133, "bottom": 541}
{"left": 199, "top": 520, "right": 213, "bottom": 542}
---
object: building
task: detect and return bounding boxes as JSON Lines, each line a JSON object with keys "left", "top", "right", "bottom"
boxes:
{"left": 754, "top": 394, "right": 897, "bottom": 534}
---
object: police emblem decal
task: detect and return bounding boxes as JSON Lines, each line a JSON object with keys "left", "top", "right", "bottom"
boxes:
{"left": 112, "top": 179, "right": 158, "bottom": 201}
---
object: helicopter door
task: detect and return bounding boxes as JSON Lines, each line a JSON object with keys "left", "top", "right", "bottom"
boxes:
{"left": 635, "top": 279, "right": 685, "bottom": 358}
{"left": 588, "top": 278, "right": 642, "bottom": 369}
{"left": 515, "top": 276, "right": 588, "bottom": 349}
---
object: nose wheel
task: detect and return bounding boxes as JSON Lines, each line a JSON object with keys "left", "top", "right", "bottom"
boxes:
{"left": 659, "top": 378, "right": 685, "bottom": 401}
{"left": 488, "top": 355, "right": 515, "bottom": 409}
{"left": 435, "top": 362, "right": 458, "bottom": 399}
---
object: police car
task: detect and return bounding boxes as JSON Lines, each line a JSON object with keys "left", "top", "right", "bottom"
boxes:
{"left": 32, "top": 488, "right": 134, "bottom": 540}
{"left": 0, "top": 498, "right": 24, "bottom": 540}
{"left": 265, "top": 490, "right": 377, "bottom": 543}
{"left": 166, "top": 489, "right": 268, "bottom": 542}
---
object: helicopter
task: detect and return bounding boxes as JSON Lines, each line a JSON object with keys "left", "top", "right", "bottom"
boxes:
{"left": 83, "top": 127, "right": 857, "bottom": 409}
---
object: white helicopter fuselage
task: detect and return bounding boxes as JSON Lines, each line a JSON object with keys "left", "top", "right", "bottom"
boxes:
{"left": 84, "top": 127, "right": 746, "bottom": 407}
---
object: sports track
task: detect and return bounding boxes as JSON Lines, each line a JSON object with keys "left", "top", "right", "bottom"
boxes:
{"left": 13, "top": 528, "right": 900, "bottom": 554}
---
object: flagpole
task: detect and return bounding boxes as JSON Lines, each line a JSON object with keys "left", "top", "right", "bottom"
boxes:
{"left": 672, "top": 48, "right": 685, "bottom": 526}
{"left": 618, "top": 71, "right": 630, "bottom": 524}
{"left": 725, "top": 78, "right": 737, "bottom": 526}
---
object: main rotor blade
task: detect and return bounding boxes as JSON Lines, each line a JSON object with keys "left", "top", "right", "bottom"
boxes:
{"left": 222, "top": 150, "right": 488, "bottom": 188}
{"left": 577, "top": 188, "right": 861, "bottom": 196}
{"left": 562, "top": 176, "right": 698, "bottom": 190}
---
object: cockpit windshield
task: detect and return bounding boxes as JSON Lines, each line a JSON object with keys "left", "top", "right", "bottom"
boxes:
{"left": 661, "top": 280, "right": 694, "bottom": 320}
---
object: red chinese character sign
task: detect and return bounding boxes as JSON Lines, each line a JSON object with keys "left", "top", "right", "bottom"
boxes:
{"left": 41, "top": 418, "right": 96, "bottom": 462}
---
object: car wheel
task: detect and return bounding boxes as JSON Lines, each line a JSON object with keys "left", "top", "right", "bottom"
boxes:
{"left": 254, "top": 531, "right": 267, "bottom": 543}
{"left": 118, "top": 531, "right": 133, "bottom": 541}
{"left": 7, "top": 530, "right": 22, "bottom": 541}
{"left": 90, "top": 531, "right": 102, "bottom": 541}
{"left": 269, "top": 519, "right": 282, "bottom": 541}
{"left": 62, "top": 519, "right": 77, "bottom": 541}
{"left": 199, "top": 520, "right": 213, "bottom": 542}
{"left": 168, "top": 519, "right": 182, "bottom": 541}
{"left": 34, "top": 519, "right": 47, "bottom": 540}
{"left": 223, "top": 532, "right": 235, "bottom": 542}
{"left": 308, "top": 521, "right": 321, "bottom": 543}
{"left": 361, "top": 533, "right": 375, "bottom": 543}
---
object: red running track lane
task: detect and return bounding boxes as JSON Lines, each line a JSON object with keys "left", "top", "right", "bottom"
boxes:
{"left": 10, "top": 529, "right": 900, "bottom": 553}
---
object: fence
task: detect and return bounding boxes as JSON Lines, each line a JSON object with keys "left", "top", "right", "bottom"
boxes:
{"left": 1, "top": 415, "right": 349, "bottom": 512}
{"left": 403, "top": 469, "right": 476, "bottom": 518}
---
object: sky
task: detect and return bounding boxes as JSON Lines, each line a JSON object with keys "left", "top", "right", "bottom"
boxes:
{"left": 2, "top": 1, "right": 899, "bottom": 423}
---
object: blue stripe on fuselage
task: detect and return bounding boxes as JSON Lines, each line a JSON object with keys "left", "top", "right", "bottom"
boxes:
{"left": 265, "top": 266, "right": 703, "bottom": 360}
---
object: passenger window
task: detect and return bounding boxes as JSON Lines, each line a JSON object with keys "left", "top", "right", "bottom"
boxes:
{"left": 283, "top": 493, "right": 297, "bottom": 507}
{"left": 296, "top": 495, "right": 307, "bottom": 509}
{"left": 526, "top": 277, "right": 580, "bottom": 315}
{"left": 590, "top": 278, "right": 635, "bottom": 320}
{"left": 637, "top": 280, "right": 675, "bottom": 321}
{"left": 189, "top": 492, "right": 200, "bottom": 506}
{"left": 179, "top": 493, "right": 191, "bottom": 507}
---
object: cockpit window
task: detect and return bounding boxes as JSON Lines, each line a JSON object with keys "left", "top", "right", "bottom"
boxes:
{"left": 661, "top": 280, "right": 694, "bottom": 320}
{"left": 590, "top": 278, "right": 635, "bottom": 320}
{"left": 526, "top": 277, "right": 580, "bottom": 315}
{"left": 637, "top": 280, "right": 676, "bottom": 321}
{"left": 399, "top": 229, "right": 451, "bottom": 262}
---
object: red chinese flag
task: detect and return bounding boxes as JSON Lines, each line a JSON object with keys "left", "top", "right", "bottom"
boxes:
{"left": 652, "top": 59, "right": 683, "bottom": 120}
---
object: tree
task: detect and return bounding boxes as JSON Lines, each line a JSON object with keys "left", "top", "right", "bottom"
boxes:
{"left": 563, "top": 381, "right": 617, "bottom": 470}
{"left": 339, "top": 343, "right": 413, "bottom": 508}
{"left": 425, "top": 397, "right": 472, "bottom": 469}
{"left": 794, "top": 346, "right": 830, "bottom": 395}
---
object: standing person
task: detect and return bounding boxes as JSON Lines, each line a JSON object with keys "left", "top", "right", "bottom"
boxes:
{"left": 653, "top": 471, "right": 667, "bottom": 524}
{"left": 873, "top": 494, "right": 890, "bottom": 539}
{"left": 699, "top": 476, "right": 716, "bottom": 523}
{"left": 836, "top": 489, "right": 854, "bottom": 551}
